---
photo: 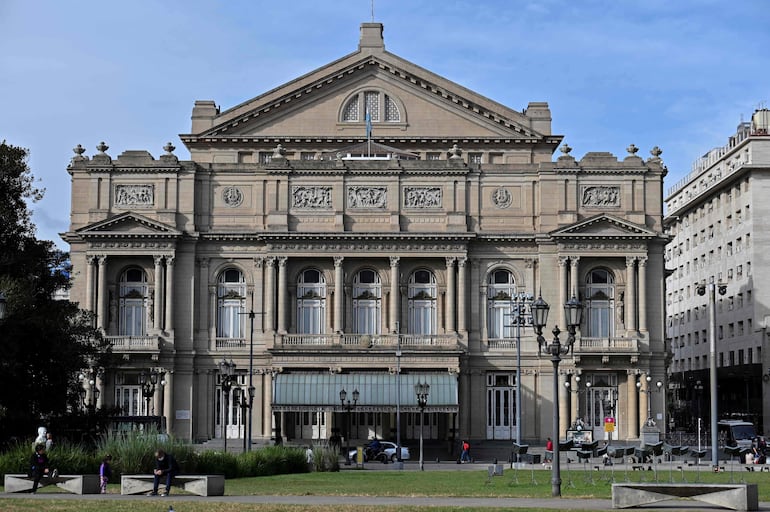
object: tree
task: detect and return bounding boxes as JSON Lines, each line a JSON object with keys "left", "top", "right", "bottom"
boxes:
{"left": 0, "top": 141, "right": 110, "bottom": 443}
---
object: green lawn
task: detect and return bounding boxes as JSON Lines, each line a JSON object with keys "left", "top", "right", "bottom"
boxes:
{"left": 1, "top": 466, "right": 767, "bottom": 512}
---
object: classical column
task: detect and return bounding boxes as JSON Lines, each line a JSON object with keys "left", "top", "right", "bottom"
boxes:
{"left": 198, "top": 258, "right": 209, "bottom": 332}
{"left": 570, "top": 376, "right": 579, "bottom": 426}
{"left": 389, "top": 256, "right": 400, "bottom": 333}
{"left": 153, "top": 255, "right": 164, "bottom": 331}
{"left": 527, "top": 258, "right": 536, "bottom": 294}
{"left": 97, "top": 255, "right": 108, "bottom": 330}
{"left": 85, "top": 256, "right": 95, "bottom": 313}
{"left": 445, "top": 257, "right": 456, "bottom": 333}
{"left": 638, "top": 257, "right": 648, "bottom": 332}
{"left": 638, "top": 379, "right": 649, "bottom": 432}
{"left": 625, "top": 257, "right": 637, "bottom": 332}
{"left": 263, "top": 371, "right": 274, "bottom": 438}
{"left": 96, "top": 374, "right": 105, "bottom": 410}
{"left": 627, "top": 372, "right": 638, "bottom": 439}
{"left": 334, "top": 257, "right": 344, "bottom": 333}
{"left": 164, "top": 371, "right": 174, "bottom": 434}
{"left": 209, "top": 287, "right": 217, "bottom": 345}
{"left": 569, "top": 257, "right": 580, "bottom": 298}
{"left": 265, "top": 258, "right": 276, "bottom": 333}
{"left": 164, "top": 256, "right": 175, "bottom": 333}
{"left": 559, "top": 372, "right": 569, "bottom": 436}
{"left": 254, "top": 258, "right": 265, "bottom": 332}
{"left": 277, "top": 257, "right": 287, "bottom": 334}
{"left": 457, "top": 257, "right": 467, "bottom": 334}
{"left": 558, "top": 257, "right": 568, "bottom": 328}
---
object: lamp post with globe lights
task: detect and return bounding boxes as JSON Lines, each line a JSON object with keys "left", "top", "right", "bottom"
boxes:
{"left": 218, "top": 359, "right": 237, "bottom": 453}
{"left": 340, "top": 388, "right": 359, "bottom": 465}
{"left": 414, "top": 381, "right": 430, "bottom": 471}
{"left": 532, "top": 293, "right": 583, "bottom": 498}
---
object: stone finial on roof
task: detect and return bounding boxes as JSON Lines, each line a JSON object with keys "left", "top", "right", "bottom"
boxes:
{"left": 626, "top": 144, "right": 639, "bottom": 155}
{"left": 650, "top": 146, "right": 663, "bottom": 159}
{"left": 96, "top": 141, "right": 109, "bottom": 154}
{"left": 163, "top": 142, "right": 176, "bottom": 155}
{"left": 73, "top": 144, "right": 86, "bottom": 157}
{"left": 448, "top": 144, "right": 463, "bottom": 160}
{"left": 560, "top": 143, "right": 572, "bottom": 155}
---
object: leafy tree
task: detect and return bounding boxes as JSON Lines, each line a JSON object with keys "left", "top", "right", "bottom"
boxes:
{"left": 0, "top": 141, "right": 110, "bottom": 444}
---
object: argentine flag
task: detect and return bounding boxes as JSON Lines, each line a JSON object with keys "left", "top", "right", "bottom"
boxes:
{"left": 365, "top": 111, "right": 372, "bottom": 140}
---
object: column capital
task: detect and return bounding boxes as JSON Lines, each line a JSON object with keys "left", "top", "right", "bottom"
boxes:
{"left": 457, "top": 256, "right": 467, "bottom": 267}
{"left": 638, "top": 256, "right": 648, "bottom": 267}
{"left": 389, "top": 256, "right": 400, "bottom": 267}
{"left": 570, "top": 256, "right": 580, "bottom": 267}
{"left": 277, "top": 256, "right": 288, "bottom": 268}
{"left": 333, "top": 256, "right": 344, "bottom": 267}
{"left": 254, "top": 257, "right": 264, "bottom": 269}
{"left": 445, "top": 256, "right": 456, "bottom": 267}
{"left": 165, "top": 255, "right": 175, "bottom": 266}
{"left": 154, "top": 255, "right": 164, "bottom": 266}
{"left": 558, "top": 256, "right": 569, "bottom": 267}
{"left": 266, "top": 256, "right": 276, "bottom": 268}
{"left": 524, "top": 258, "right": 535, "bottom": 269}
{"left": 197, "top": 257, "right": 209, "bottom": 267}
{"left": 626, "top": 256, "right": 637, "bottom": 267}
{"left": 97, "top": 254, "right": 108, "bottom": 265}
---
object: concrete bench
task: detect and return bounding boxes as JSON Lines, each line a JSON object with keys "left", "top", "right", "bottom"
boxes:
{"left": 121, "top": 474, "right": 224, "bottom": 496}
{"left": 612, "top": 483, "right": 758, "bottom": 511}
{"left": 4, "top": 474, "right": 101, "bottom": 494}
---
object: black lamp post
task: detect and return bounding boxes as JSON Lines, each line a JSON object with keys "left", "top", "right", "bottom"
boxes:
{"left": 533, "top": 293, "right": 583, "bottom": 498}
{"left": 563, "top": 374, "right": 584, "bottom": 428}
{"left": 219, "top": 359, "right": 236, "bottom": 453}
{"left": 340, "top": 388, "right": 359, "bottom": 465}
{"left": 79, "top": 368, "right": 100, "bottom": 411}
{"left": 414, "top": 381, "right": 430, "bottom": 471}
{"left": 139, "top": 369, "right": 165, "bottom": 416}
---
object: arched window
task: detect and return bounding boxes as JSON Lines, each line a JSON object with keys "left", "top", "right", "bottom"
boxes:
{"left": 341, "top": 90, "right": 401, "bottom": 122}
{"left": 487, "top": 269, "right": 516, "bottom": 339}
{"left": 408, "top": 270, "right": 436, "bottom": 335}
{"left": 217, "top": 268, "right": 245, "bottom": 339}
{"left": 297, "top": 269, "right": 326, "bottom": 334}
{"left": 585, "top": 269, "right": 615, "bottom": 337}
{"left": 352, "top": 269, "right": 381, "bottom": 334}
{"left": 119, "top": 268, "right": 148, "bottom": 336}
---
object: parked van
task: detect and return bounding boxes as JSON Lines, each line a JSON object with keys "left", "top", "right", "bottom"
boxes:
{"left": 717, "top": 420, "right": 756, "bottom": 449}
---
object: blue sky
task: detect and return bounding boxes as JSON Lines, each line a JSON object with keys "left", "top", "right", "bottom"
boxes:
{"left": 1, "top": 0, "right": 768, "bottom": 249}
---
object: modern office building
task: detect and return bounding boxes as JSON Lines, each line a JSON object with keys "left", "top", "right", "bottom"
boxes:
{"left": 63, "top": 23, "right": 668, "bottom": 447}
{"left": 664, "top": 109, "right": 770, "bottom": 434}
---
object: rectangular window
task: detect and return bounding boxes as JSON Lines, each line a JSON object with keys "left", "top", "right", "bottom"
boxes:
{"left": 469, "top": 153, "right": 482, "bottom": 164}
{"left": 301, "top": 152, "right": 316, "bottom": 160}
{"left": 426, "top": 152, "right": 441, "bottom": 161}
{"left": 259, "top": 152, "right": 272, "bottom": 164}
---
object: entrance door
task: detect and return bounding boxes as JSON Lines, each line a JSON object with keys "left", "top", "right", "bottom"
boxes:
{"left": 215, "top": 376, "right": 245, "bottom": 440}
{"left": 407, "top": 412, "right": 437, "bottom": 439}
{"left": 486, "top": 373, "right": 517, "bottom": 439}
{"left": 587, "top": 387, "right": 617, "bottom": 442}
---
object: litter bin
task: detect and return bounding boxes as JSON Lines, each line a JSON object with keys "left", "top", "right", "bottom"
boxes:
{"left": 531, "top": 454, "right": 541, "bottom": 464}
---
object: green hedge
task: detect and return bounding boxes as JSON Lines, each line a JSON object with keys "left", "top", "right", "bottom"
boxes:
{"left": 0, "top": 432, "right": 311, "bottom": 479}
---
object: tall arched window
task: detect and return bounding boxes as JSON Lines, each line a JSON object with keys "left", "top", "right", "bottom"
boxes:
{"left": 217, "top": 268, "right": 245, "bottom": 339}
{"left": 408, "top": 270, "right": 437, "bottom": 335}
{"left": 585, "top": 268, "right": 615, "bottom": 337}
{"left": 297, "top": 269, "right": 326, "bottom": 334}
{"left": 341, "top": 90, "right": 401, "bottom": 122}
{"left": 352, "top": 269, "right": 381, "bottom": 334}
{"left": 487, "top": 269, "right": 516, "bottom": 339}
{"left": 119, "top": 268, "right": 148, "bottom": 336}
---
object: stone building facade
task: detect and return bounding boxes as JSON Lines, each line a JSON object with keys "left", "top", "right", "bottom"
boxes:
{"left": 64, "top": 23, "right": 668, "bottom": 446}
{"left": 664, "top": 109, "right": 770, "bottom": 434}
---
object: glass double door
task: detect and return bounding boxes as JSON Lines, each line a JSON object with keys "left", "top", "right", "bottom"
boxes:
{"left": 585, "top": 386, "right": 617, "bottom": 442}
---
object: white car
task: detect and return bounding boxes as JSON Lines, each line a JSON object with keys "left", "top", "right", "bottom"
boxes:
{"left": 349, "top": 441, "right": 411, "bottom": 463}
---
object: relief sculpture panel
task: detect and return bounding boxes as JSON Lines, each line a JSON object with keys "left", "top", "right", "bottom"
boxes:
{"left": 348, "top": 186, "right": 386, "bottom": 208}
{"left": 404, "top": 186, "right": 442, "bottom": 208}
{"left": 292, "top": 186, "right": 332, "bottom": 209}
{"left": 582, "top": 186, "right": 620, "bottom": 207}
{"left": 114, "top": 184, "right": 154, "bottom": 208}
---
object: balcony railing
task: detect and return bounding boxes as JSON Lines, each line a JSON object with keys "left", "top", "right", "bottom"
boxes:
{"left": 487, "top": 338, "right": 518, "bottom": 349}
{"left": 215, "top": 337, "right": 247, "bottom": 349}
{"left": 107, "top": 335, "right": 161, "bottom": 352}
{"left": 577, "top": 337, "right": 638, "bottom": 352}
{"left": 276, "top": 333, "right": 458, "bottom": 348}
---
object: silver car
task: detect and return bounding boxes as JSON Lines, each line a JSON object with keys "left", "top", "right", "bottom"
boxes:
{"left": 349, "top": 441, "right": 411, "bottom": 463}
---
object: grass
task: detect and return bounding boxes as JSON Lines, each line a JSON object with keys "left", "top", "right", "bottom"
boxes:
{"left": 1, "top": 465, "right": 768, "bottom": 512}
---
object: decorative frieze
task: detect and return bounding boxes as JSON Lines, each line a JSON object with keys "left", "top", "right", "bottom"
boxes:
{"left": 581, "top": 186, "right": 620, "bottom": 207}
{"left": 404, "top": 186, "right": 442, "bottom": 208}
{"left": 222, "top": 186, "right": 244, "bottom": 207}
{"left": 292, "top": 186, "right": 332, "bottom": 209}
{"left": 347, "top": 186, "right": 387, "bottom": 208}
{"left": 115, "top": 184, "right": 154, "bottom": 208}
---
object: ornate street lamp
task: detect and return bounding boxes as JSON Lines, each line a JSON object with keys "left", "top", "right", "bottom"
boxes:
{"left": 414, "top": 381, "right": 430, "bottom": 471}
{"left": 140, "top": 369, "right": 165, "bottom": 416}
{"left": 340, "top": 388, "right": 359, "bottom": 465}
{"left": 636, "top": 373, "right": 663, "bottom": 426}
{"left": 534, "top": 293, "right": 583, "bottom": 497}
{"left": 218, "top": 359, "right": 237, "bottom": 453}
{"left": 78, "top": 368, "right": 101, "bottom": 411}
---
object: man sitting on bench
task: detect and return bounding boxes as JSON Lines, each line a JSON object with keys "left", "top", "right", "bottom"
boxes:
{"left": 147, "top": 449, "right": 179, "bottom": 496}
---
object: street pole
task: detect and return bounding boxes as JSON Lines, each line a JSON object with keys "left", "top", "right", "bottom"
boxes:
{"left": 248, "top": 309, "right": 255, "bottom": 452}
{"left": 708, "top": 281, "right": 718, "bottom": 466}
{"left": 415, "top": 381, "right": 429, "bottom": 471}
{"left": 396, "top": 321, "right": 403, "bottom": 468}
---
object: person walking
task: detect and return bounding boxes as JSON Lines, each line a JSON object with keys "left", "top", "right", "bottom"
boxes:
{"left": 545, "top": 437, "right": 554, "bottom": 463}
{"left": 148, "top": 449, "right": 179, "bottom": 496}
{"left": 99, "top": 454, "right": 113, "bottom": 493}
{"left": 460, "top": 440, "right": 471, "bottom": 463}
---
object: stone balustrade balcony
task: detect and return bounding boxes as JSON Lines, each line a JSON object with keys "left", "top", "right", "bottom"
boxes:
{"left": 107, "top": 335, "right": 161, "bottom": 354}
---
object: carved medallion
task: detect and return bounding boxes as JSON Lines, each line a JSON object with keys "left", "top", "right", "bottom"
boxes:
{"left": 582, "top": 186, "right": 620, "bottom": 207}
{"left": 114, "top": 184, "right": 154, "bottom": 208}
{"left": 348, "top": 186, "right": 387, "bottom": 208}
{"left": 222, "top": 186, "right": 243, "bottom": 208}
{"left": 404, "top": 187, "right": 442, "bottom": 208}
{"left": 492, "top": 187, "right": 512, "bottom": 208}
{"left": 292, "top": 186, "right": 332, "bottom": 209}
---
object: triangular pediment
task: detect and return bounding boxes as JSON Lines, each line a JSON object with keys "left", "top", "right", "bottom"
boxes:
{"left": 189, "top": 47, "right": 545, "bottom": 142}
{"left": 75, "top": 212, "right": 181, "bottom": 238}
{"left": 551, "top": 214, "right": 658, "bottom": 239}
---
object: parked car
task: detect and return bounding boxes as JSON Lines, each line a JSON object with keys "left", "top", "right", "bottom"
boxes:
{"left": 349, "top": 441, "right": 410, "bottom": 463}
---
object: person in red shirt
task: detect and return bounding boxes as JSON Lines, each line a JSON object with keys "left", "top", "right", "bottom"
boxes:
{"left": 545, "top": 437, "right": 554, "bottom": 462}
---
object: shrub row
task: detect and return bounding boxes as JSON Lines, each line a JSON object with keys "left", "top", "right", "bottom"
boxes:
{"left": 0, "top": 432, "right": 319, "bottom": 479}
